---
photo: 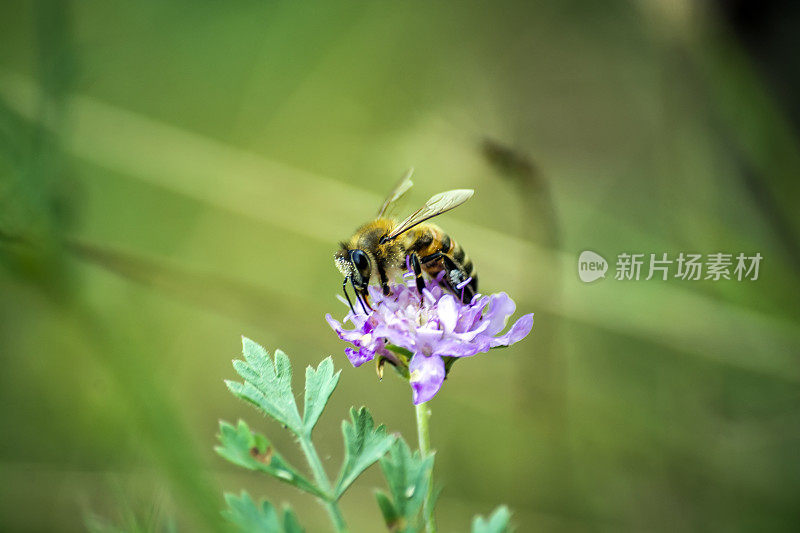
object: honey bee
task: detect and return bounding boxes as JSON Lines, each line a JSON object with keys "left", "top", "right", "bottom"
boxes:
{"left": 335, "top": 170, "right": 478, "bottom": 314}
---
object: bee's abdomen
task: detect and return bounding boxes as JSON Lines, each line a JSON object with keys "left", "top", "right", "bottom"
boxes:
{"left": 408, "top": 225, "right": 478, "bottom": 293}
{"left": 446, "top": 236, "right": 478, "bottom": 291}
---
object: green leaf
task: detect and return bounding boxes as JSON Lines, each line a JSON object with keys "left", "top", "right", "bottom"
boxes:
{"left": 282, "top": 507, "right": 304, "bottom": 533}
{"left": 226, "top": 338, "right": 303, "bottom": 435}
{"left": 223, "top": 492, "right": 305, "bottom": 533}
{"left": 471, "top": 506, "right": 513, "bottom": 533}
{"left": 334, "top": 407, "right": 396, "bottom": 498}
{"left": 374, "top": 491, "right": 402, "bottom": 531}
{"left": 384, "top": 343, "right": 413, "bottom": 362}
{"left": 302, "top": 357, "right": 340, "bottom": 434}
{"left": 377, "top": 437, "right": 433, "bottom": 531}
{"left": 215, "top": 420, "right": 325, "bottom": 498}
{"left": 442, "top": 356, "right": 458, "bottom": 374}
{"left": 223, "top": 492, "right": 283, "bottom": 533}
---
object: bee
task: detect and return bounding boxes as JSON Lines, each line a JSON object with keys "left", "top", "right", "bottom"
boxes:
{"left": 335, "top": 170, "right": 478, "bottom": 314}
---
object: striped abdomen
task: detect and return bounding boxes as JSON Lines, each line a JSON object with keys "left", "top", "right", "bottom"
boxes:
{"left": 402, "top": 223, "right": 478, "bottom": 298}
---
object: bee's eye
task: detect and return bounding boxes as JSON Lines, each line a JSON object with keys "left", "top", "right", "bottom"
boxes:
{"left": 351, "top": 249, "right": 369, "bottom": 273}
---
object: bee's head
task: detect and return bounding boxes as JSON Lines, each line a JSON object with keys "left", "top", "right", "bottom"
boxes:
{"left": 334, "top": 244, "right": 371, "bottom": 290}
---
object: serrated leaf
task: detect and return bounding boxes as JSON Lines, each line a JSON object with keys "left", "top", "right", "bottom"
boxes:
{"left": 215, "top": 420, "right": 325, "bottom": 498}
{"left": 303, "top": 357, "right": 340, "bottom": 434}
{"left": 334, "top": 407, "right": 396, "bottom": 498}
{"left": 378, "top": 437, "right": 433, "bottom": 531}
{"left": 471, "top": 506, "right": 513, "bottom": 533}
{"left": 226, "top": 338, "right": 303, "bottom": 434}
{"left": 222, "top": 492, "right": 283, "bottom": 533}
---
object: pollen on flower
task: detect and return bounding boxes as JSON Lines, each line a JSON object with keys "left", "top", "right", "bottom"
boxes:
{"left": 325, "top": 271, "right": 533, "bottom": 405}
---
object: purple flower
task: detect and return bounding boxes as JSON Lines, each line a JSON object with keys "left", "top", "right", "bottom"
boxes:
{"left": 325, "top": 274, "right": 533, "bottom": 404}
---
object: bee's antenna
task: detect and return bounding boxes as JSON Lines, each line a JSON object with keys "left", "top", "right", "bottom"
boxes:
{"left": 342, "top": 277, "right": 356, "bottom": 315}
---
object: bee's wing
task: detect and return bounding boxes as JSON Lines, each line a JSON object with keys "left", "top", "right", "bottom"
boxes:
{"left": 376, "top": 168, "right": 415, "bottom": 217}
{"left": 385, "top": 188, "right": 474, "bottom": 241}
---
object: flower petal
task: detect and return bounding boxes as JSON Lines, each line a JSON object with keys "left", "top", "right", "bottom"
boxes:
{"left": 414, "top": 326, "right": 444, "bottom": 355}
{"left": 345, "top": 347, "right": 374, "bottom": 367}
{"left": 329, "top": 274, "right": 534, "bottom": 405}
{"left": 455, "top": 299, "right": 487, "bottom": 333}
{"left": 325, "top": 313, "right": 342, "bottom": 328}
{"left": 432, "top": 338, "right": 481, "bottom": 358}
{"left": 437, "top": 294, "right": 458, "bottom": 334}
{"left": 450, "top": 319, "right": 490, "bottom": 344}
{"left": 409, "top": 353, "right": 446, "bottom": 404}
{"left": 482, "top": 292, "right": 516, "bottom": 335}
{"left": 368, "top": 284, "right": 384, "bottom": 302}
{"left": 326, "top": 313, "right": 367, "bottom": 343}
{"left": 490, "top": 313, "right": 534, "bottom": 347}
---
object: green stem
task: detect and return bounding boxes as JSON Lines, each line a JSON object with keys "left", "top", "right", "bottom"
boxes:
{"left": 323, "top": 501, "right": 348, "bottom": 533}
{"left": 415, "top": 402, "right": 437, "bottom": 533}
{"left": 299, "top": 435, "right": 349, "bottom": 533}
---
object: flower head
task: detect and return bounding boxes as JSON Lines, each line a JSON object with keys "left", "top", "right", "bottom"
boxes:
{"left": 326, "top": 273, "right": 533, "bottom": 404}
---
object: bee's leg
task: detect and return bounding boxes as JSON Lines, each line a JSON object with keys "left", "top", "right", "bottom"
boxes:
{"left": 349, "top": 277, "right": 371, "bottom": 314}
{"left": 409, "top": 252, "right": 426, "bottom": 296}
{"left": 420, "top": 252, "right": 474, "bottom": 303}
{"left": 359, "top": 295, "right": 371, "bottom": 313}
{"left": 378, "top": 265, "right": 391, "bottom": 296}
{"left": 420, "top": 252, "right": 462, "bottom": 278}
{"left": 342, "top": 278, "right": 356, "bottom": 315}
{"left": 358, "top": 289, "right": 374, "bottom": 312}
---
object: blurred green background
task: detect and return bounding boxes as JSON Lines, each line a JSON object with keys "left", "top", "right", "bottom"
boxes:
{"left": 1, "top": 1, "right": 799, "bottom": 531}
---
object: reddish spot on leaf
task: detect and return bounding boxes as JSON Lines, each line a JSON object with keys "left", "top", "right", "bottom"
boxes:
{"left": 250, "top": 445, "right": 273, "bottom": 464}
